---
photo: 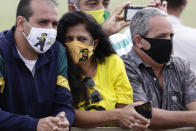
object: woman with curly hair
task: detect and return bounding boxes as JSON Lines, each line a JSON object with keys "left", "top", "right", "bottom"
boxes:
{"left": 56, "top": 11, "right": 149, "bottom": 130}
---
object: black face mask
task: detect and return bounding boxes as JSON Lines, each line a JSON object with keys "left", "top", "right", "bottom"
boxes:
{"left": 141, "top": 36, "right": 173, "bottom": 64}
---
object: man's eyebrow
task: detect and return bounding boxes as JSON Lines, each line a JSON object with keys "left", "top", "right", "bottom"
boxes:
{"left": 85, "top": 0, "right": 97, "bottom": 3}
{"left": 154, "top": 33, "right": 168, "bottom": 38}
{"left": 38, "top": 19, "right": 49, "bottom": 23}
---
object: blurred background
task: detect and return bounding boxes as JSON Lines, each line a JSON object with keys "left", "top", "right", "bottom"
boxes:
{"left": 0, "top": 0, "right": 195, "bottom": 31}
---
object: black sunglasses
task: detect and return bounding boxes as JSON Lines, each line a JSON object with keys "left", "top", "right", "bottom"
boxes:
{"left": 83, "top": 77, "right": 102, "bottom": 103}
{"left": 83, "top": 77, "right": 95, "bottom": 88}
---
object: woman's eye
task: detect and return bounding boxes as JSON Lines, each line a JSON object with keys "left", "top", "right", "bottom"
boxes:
{"left": 82, "top": 38, "right": 87, "bottom": 41}
{"left": 79, "top": 37, "right": 91, "bottom": 44}
{"left": 78, "top": 37, "right": 86, "bottom": 41}
{"left": 65, "top": 37, "right": 73, "bottom": 42}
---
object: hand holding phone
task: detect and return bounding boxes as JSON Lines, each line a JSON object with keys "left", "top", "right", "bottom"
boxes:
{"left": 134, "top": 102, "right": 152, "bottom": 119}
{"left": 124, "top": 6, "right": 146, "bottom": 21}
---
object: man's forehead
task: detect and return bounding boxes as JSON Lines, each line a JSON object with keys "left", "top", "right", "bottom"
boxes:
{"left": 31, "top": 0, "right": 56, "bottom": 5}
{"left": 149, "top": 16, "right": 172, "bottom": 29}
{"left": 30, "top": 0, "right": 58, "bottom": 21}
{"left": 147, "top": 16, "right": 173, "bottom": 36}
{"left": 31, "top": 0, "right": 57, "bottom": 10}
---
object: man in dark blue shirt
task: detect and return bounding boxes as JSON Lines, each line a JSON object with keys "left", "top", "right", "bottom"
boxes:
{"left": 0, "top": 0, "right": 74, "bottom": 130}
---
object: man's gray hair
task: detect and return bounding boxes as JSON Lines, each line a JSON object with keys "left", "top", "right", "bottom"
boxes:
{"left": 68, "top": 0, "right": 79, "bottom": 7}
{"left": 130, "top": 7, "right": 168, "bottom": 45}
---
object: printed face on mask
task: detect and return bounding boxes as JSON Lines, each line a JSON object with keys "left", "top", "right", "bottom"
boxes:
{"left": 140, "top": 36, "right": 173, "bottom": 64}
{"left": 23, "top": 18, "right": 57, "bottom": 53}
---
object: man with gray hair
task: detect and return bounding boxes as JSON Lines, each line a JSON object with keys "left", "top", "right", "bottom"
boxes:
{"left": 122, "top": 7, "right": 196, "bottom": 129}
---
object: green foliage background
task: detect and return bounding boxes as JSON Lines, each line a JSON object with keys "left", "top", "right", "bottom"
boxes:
{"left": 0, "top": 0, "right": 195, "bottom": 31}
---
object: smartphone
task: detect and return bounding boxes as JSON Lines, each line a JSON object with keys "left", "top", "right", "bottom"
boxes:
{"left": 134, "top": 102, "right": 152, "bottom": 119}
{"left": 124, "top": 6, "right": 146, "bottom": 21}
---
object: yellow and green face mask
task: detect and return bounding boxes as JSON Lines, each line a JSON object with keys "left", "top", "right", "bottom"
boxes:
{"left": 85, "top": 9, "right": 110, "bottom": 25}
{"left": 66, "top": 41, "right": 94, "bottom": 64}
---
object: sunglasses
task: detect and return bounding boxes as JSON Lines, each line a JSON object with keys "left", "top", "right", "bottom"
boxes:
{"left": 83, "top": 77, "right": 102, "bottom": 103}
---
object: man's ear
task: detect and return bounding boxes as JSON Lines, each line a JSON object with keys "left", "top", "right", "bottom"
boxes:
{"left": 93, "top": 40, "right": 99, "bottom": 50}
{"left": 16, "top": 16, "right": 25, "bottom": 32}
{"left": 134, "top": 35, "right": 143, "bottom": 48}
{"left": 68, "top": 3, "right": 77, "bottom": 11}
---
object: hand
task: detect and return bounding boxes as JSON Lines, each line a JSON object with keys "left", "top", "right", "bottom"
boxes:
{"left": 37, "top": 112, "right": 69, "bottom": 131}
{"left": 131, "top": 102, "right": 150, "bottom": 131}
{"left": 37, "top": 116, "right": 61, "bottom": 131}
{"left": 116, "top": 103, "right": 150, "bottom": 131}
{"left": 148, "top": 0, "right": 168, "bottom": 13}
{"left": 56, "top": 112, "right": 69, "bottom": 131}
{"left": 102, "top": 1, "right": 130, "bottom": 36}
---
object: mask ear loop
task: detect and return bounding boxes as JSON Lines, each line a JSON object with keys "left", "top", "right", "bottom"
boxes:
{"left": 23, "top": 31, "right": 28, "bottom": 39}
{"left": 23, "top": 17, "right": 32, "bottom": 38}
{"left": 23, "top": 17, "right": 32, "bottom": 28}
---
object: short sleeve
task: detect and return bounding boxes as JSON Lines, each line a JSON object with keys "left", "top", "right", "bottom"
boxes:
{"left": 181, "top": 60, "right": 196, "bottom": 105}
{"left": 57, "top": 44, "right": 70, "bottom": 91}
{"left": 111, "top": 55, "right": 133, "bottom": 104}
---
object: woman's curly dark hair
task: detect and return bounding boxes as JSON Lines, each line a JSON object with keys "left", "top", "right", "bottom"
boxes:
{"left": 56, "top": 11, "right": 115, "bottom": 108}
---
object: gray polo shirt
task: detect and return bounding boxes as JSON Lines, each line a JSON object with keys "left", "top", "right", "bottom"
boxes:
{"left": 122, "top": 49, "right": 196, "bottom": 111}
